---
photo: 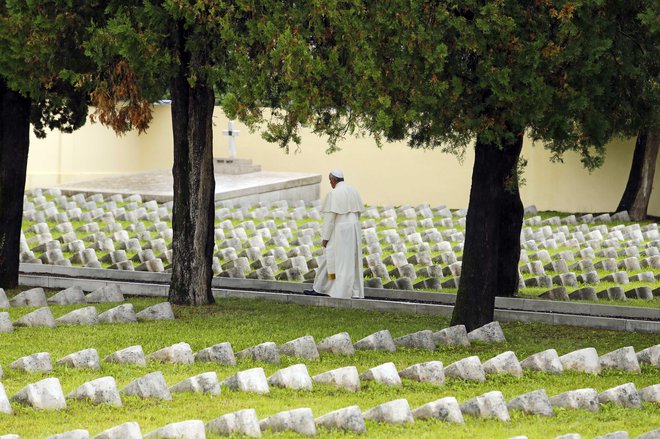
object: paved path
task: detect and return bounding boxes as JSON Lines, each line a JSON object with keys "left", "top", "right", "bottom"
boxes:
{"left": 57, "top": 168, "right": 321, "bottom": 203}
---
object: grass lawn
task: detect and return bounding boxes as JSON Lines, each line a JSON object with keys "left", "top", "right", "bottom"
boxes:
{"left": 0, "top": 296, "right": 658, "bottom": 438}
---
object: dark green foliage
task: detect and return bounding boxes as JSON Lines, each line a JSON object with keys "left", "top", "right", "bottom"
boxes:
{"left": 222, "top": 0, "right": 658, "bottom": 328}
{"left": 0, "top": 0, "right": 104, "bottom": 134}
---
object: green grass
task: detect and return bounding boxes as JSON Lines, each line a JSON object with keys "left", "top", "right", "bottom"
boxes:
{"left": 0, "top": 296, "right": 658, "bottom": 438}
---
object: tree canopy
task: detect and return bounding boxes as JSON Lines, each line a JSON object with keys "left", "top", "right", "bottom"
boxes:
{"left": 0, "top": 0, "right": 105, "bottom": 287}
{"left": 223, "top": 0, "right": 658, "bottom": 328}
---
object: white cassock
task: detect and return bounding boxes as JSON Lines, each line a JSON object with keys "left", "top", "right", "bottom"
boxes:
{"left": 313, "top": 181, "right": 365, "bottom": 299}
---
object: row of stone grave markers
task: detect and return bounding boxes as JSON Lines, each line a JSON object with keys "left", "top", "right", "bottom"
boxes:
{"left": 3, "top": 346, "right": 658, "bottom": 403}
{"left": 19, "top": 189, "right": 660, "bottom": 303}
{"left": 0, "top": 287, "right": 174, "bottom": 332}
{"left": 1, "top": 376, "right": 658, "bottom": 438}
{"left": 20, "top": 188, "right": 660, "bottom": 293}
{"left": 2, "top": 338, "right": 658, "bottom": 395}
{"left": 2, "top": 319, "right": 657, "bottom": 388}
{"left": 1, "top": 317, "right": 657, "bottom": 437}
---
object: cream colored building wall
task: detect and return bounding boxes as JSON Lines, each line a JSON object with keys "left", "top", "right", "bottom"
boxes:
{"left": 26, "top": 104, "right": 174, "bottom": 188}
{"left": 27, "top": 104, "right": 660, "bottom": 215}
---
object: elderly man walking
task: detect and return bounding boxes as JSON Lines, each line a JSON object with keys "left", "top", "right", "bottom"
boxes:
{"left": 304, "top": 169, "right": 365, "bottom": 299}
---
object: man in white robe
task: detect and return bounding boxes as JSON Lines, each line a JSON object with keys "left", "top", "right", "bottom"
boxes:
{"left": 304, "top": 169, "right": 365, "bottom": 299}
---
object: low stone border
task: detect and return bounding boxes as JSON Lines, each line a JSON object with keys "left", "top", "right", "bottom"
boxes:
{"left": 16, "top": 268, "right": 660, "bottom": 334}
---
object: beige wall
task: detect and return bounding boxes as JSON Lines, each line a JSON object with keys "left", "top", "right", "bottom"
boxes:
{"left": 27, "top": 104, "right": 660, "bottom": 215}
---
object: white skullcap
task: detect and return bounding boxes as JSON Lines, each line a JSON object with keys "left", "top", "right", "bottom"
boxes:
{"left": 330, "top": 169, "right": 344, "bottom": 179}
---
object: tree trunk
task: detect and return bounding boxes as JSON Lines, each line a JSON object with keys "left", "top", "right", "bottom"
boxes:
{"left": 451, "top": 132, "right": 524, "bottom": 331}
{"left": 0, "top": 78, "right": 31, "bottom": 288}
{"left": 168, "top": 23, "right": 216, "bottom": 305}
{"left": 616, "top": 129, "right": 660, "bottom": 221}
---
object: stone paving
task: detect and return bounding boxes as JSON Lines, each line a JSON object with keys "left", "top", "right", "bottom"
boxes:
{"left": 55, "top": 169, "right": 321, "bottom": 204}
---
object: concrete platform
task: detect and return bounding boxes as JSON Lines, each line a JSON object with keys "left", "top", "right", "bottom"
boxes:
{"left": 56, "top": 168, "right": 322, "bottom": 205}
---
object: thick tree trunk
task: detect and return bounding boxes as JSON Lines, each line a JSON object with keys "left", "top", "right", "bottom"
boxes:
{"left": 616, "top": 129, "right": 660, "bottom": 221}
{"left": 168, "top": 24, "right": 216, "bottom": 305}
{"left": 451, "top": 132, "right": 524, "bottom": 331}
{"left": 0, "top": 78, "right": 31, "bottom": 288}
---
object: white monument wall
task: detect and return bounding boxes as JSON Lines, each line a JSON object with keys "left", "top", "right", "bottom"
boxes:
{"left": 26, "top": 103, "right": 657, "bottom": 215}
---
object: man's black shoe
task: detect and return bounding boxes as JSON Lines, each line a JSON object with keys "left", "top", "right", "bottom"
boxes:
{"left": 303, "top": 289, "right": 325, "bottom": 296}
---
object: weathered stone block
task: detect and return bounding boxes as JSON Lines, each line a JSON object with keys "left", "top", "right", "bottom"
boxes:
{"left": 597, "top": 286, "right": 626, "bottom": 301}
{"left": 552, "top": 273, "right": 578, "bottom": 287}
{"left": 312, "top": 366, "right": 360, "bottom": 392}
{"left": 433, "top": 325, "right": 470, "bottom": 346}
{"left": 67, "top": 376, "right": 122, "bottom": 407}
{"left": 144, "top": 420, "right": 205, "bottom": 439}
{"left": 97, "top": 304, "right": 137, "bottom": 324}
{"left": 354, "top": 330, "right": 396, "bottom": 352}
{"left": 360, "top": 362, "right": 402, "bottom": 386}
{"left": 48, "top": 286, "right": 86, "bottom": 305}
{"left": 194, "top": 342, "right": 236, "bottom": 366}
{"left": 508, "top": 389, "right": 554, "bottom": 417}
{"left": 483, "top": 351, "right": 523, "bottom": 377}
{"left": 521, "top": 349, "right": 563, "bottom": 374}
{"left": 625, "top": 287, "right": 654, "bottom": 300}
{"left": 637, "top": 344, "right": 660, "bottom": 366}
{"left": 10, "top": 287, "right": 47, "bottom": 307}
{"left": 56, "top": 307, "right": 98, "bottom": 326}
{"left": 259, "top": 408, "right": 316, "bottom": 436}
{"left": 9, "top": 352, "right": 52, "bottom": 373}
{"left": 57, "top": 348, "right": 101, "bottom": 370}
{"left": 549, "top": 388, "right": 599, "bottom": 412}
{"left": 136, "top": 302, "right": 175, "bottom": 321}
{"left": 412, "top": 396, "right": 463, "bottom": 423}
{"left": 223, "top": 368, "right": 269, "bottom": 394}
{"left": 315, "top": 405, "right": 366, "bottom": 434}
{"left": 104, "top": 345, "right": 146, "bottom": 366}
{"left": 568, "top": 287, "right": 598, "bottom": 301}
{"left": 363, "top": 399, "right": 414, "bottom": 425}
{"left": 170, "top": 372, "right": 220, "bottom": 396}
{"left": 467, "top": 321, "right": 506, "bottom": 343}
{"left": 11, "top": 377, "right": 66, "bottom": 410}
{"left": 593, "top": 432, "right": 630, "bottom": 439}
{"left": 85, "top": 284, "right": 124, "bottom": 303}
{"left": 268, "top": 364, "right": 313, "bottom": 390}
{"left": 399, "top": 361, "right": 445, "bottom": 385}
{"left": 559, "top": 348, "right": 601, "bottom": 374}
{"left": 317, "top": 332, "right": 355, "bottom": 356}
{"left": 540, "top": 287, "right": 569, "bottom": 301}
{"left": 148, "top": 342, "right": 194, "bottom": 364}
{"left": 44, "top": 430, "right": 89, "bottom": 439}
{"left": 393, "top": 330, "right": 435, "bottom": 351}
{"left": 236, "top": 342, "right": 280, "bottom": 364}
{"left": 121, "top": 371, "right": 171, "bottom": 400}
{"left": 600, "top": 271, "right": 629, "bottom": 284}
{"left": 0, "top": 288, "right": 9, "bottom": 308}
{"left": 636, "top": 428, "right": 660, "bottom": 439}
{"left": 598, "top": 382, "right": 642, "bottom": 408}
{"left": 600, "top": 346, "right": 641, "bottom": 373}
{"left": 460, "top": 390, "right": 510, "bottom": 422}
{"left": 279, "top": 336, "right": 320, "bottom": 360}
{"left": 206, "top": 409, "right": 261, "bottom": 438}
{"left": 639, "top": 384, "right": 660, "bottom": 403}
{"left": 443, "top": 356, "right": 486, "bottom": 381}
{"left": 14, "top": 307, "right": 57, "bottom": 328}
{"left": 0, "top": 382, "right": 12, "bottom": 414}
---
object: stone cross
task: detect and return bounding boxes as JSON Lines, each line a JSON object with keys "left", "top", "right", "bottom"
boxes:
{"left": 222, "top": 121, "right": 240, "bottom": 159}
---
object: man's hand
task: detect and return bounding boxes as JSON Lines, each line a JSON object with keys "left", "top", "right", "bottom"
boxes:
{"left": 322, "top": 240, "right": 328, "bottom": 247}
